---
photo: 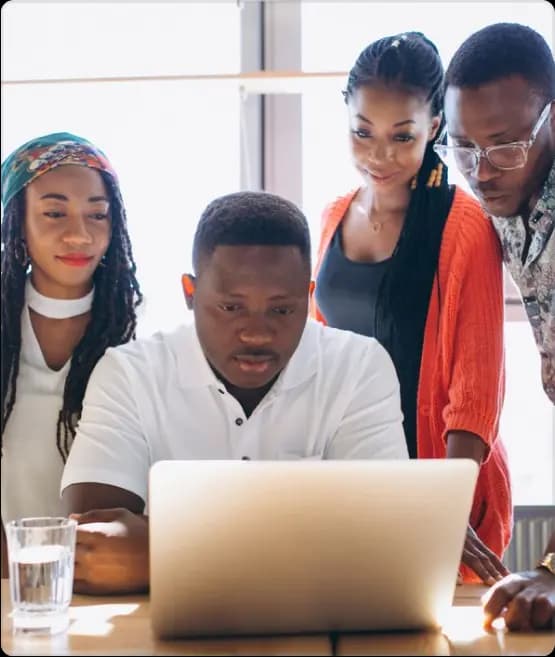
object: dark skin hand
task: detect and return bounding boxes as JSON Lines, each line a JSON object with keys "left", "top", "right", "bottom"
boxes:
{"left": 62, "top": 483, "right": 149, "bottom": 595}
{"left": 447, "top": 430, "right": 510, "bottom": 585}
{"left": 71, "top": 508, "right": 149, "bottom": 596}
{"left": 461, "top": 524, "right": 509, "bottom": 586}
{"left": 482, "top": 533, "right": 555, "bottom": 631}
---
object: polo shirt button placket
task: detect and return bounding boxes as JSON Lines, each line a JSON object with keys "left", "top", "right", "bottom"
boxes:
{"left": 235, "top": 417, "right": 248, "bottom": 459}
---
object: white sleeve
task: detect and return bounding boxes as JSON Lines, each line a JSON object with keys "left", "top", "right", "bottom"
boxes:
{"left": 60, "top": 349, "right": 150, "bottom": 503}
{"left": 325, "top": 341, "right": 408, "bottom": 460}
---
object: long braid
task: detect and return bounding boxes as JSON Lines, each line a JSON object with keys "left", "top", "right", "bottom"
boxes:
{"left": 56, "top": 172, "right": 142, "bottom": 460}
{"left": 1, "top": 194, "right": 28, "bottom": 443}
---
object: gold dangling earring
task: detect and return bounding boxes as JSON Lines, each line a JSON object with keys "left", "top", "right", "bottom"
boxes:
{"left": 410, "top": 175, "right": 417, "bottom": 190}
{"left": 426, "top": 167, "right": 437, "bottom": 188}
{"left": 435, "top": 163, "right": 443, "bottom": 188}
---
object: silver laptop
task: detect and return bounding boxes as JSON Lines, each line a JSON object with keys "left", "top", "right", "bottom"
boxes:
{"left": 149, "top": 459, "right": 477, "bottom": 638}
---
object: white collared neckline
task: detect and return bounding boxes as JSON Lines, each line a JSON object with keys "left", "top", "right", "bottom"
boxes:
{"left": 172, "top": 321, "right": 318, "bottom": 394}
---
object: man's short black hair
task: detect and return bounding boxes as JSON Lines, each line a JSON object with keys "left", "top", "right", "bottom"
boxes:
{"left": 445, "top": 22, "right": 555, "bottom": 102}
{"left": 192, "top": 191, "right": 311, "bottom": 273}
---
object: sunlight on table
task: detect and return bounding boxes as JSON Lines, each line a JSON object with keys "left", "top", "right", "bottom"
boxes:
{"left": 67, "top": 602, "right": 139, "bottom": 637}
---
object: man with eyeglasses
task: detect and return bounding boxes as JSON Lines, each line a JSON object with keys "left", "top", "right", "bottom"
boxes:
{"left": 441, "top": 22, "right": 554, "bottom": 632}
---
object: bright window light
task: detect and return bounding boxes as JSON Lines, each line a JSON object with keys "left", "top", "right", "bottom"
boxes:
{"left": 2, "top": 3, "right": 242, "bottom": 336}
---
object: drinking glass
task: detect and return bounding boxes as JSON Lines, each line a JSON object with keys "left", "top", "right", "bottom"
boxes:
{"left": 6, "top": 517, "right": 77, "bottom": 634}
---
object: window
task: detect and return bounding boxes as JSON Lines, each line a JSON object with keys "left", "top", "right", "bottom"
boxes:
{"left": 300, "top": 1, "right": 553, "bottom": 232}
{"left": 2, "top": 1, "right": 241, "bottom": 336}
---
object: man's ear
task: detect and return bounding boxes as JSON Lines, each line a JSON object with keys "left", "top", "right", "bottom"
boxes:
{"left": 429, "top": 113, "right": 442, "bottom": 141}
{"left": 181, "top": 274, "right": 196, "bottom": 310}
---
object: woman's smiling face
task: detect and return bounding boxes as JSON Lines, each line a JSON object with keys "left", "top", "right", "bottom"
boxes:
{"left": 347, "top": 83, "right": 441, "bottom": 190}
{"left": 24, "top": 164, "right": 112, "bottom": 298}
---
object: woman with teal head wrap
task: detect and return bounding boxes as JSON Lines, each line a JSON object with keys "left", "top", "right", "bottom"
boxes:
{"left": 1, "top": 133, "right": 142, "bottom": 556}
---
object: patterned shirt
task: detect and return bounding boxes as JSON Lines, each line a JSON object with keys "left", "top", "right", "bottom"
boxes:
{"left": 491, "top": 159, "right": 555, "bottom": 404}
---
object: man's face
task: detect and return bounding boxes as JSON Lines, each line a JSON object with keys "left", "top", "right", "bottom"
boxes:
{"left": 444, "top": 75, "right": 554, "bottom": 217}
{"left": 191, "top": 245, "right": 310, "bottom": 390}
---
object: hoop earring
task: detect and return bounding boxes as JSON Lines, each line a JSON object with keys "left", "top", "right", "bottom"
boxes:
{"left": 15, "top": 239, "right": 30, "bottom": 268}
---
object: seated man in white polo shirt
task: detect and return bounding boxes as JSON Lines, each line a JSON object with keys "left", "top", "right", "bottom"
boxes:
{"left": 61, "top": 191, "right": 407, "bottom": 595}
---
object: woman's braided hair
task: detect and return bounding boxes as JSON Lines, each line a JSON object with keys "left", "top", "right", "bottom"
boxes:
{"left": 1, "top": 170, "right": 142, "bottom": 461}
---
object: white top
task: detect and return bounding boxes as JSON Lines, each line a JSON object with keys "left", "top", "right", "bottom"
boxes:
{"left": 1, "top": 306, "right": 70, "bottom": 524}
{"left": 61, "top": 321, "right": 407, "bottom": 505}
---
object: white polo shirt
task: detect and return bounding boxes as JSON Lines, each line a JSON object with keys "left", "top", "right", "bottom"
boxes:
{"left": 61, "top": 320, "right": 407, "bottom": 504}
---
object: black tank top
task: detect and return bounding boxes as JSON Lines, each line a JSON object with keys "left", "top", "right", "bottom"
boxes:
{"left": 315, "top": 226, "right": 419, "bottom": 458}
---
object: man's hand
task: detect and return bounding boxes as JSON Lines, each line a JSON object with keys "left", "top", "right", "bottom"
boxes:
{"left": 482, "top": 570, "right": 555, "bottom": 631}
{"left": 461, "top": 524, "right": 510, "bottom": 585}
{"left": 71, "top": 507, "right": 149, "bottom": 595}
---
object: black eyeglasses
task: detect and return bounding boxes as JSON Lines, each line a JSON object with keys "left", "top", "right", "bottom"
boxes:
{"left": 434, "top": 102, "right": 552, "bottom": 173}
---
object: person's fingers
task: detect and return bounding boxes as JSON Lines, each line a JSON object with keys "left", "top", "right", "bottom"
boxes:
{"left": 530, "top": 592, "right": 555, "bottom": 630}
{"left": 462, "top": 546, "right": 497, "bottom": 585}
{"left": 462, "top": 532, "right": 491, "bottom": 583}
{"left": 74, "top": 541, "right": 92, "bottom": 560}
{"left": 503, "top": 586, "right": 539, "bottom": 631}
{"left": 482, "top": 575, "right": 527, "bottom": 627}
{"left": 465, "top": 530, "right": 509, "bottom": 580}
{"left": 71, "top": 508, "right": 125, "bottom": 524}
{"left": 73, "top": 578, "right": 96, "bottom": 595}
{"left": 73, "top": 578, "right": 85, "bottom": 594}
{"left": 463, "top": 534, "right": 505, "bottom": 584}
{"left": 475, "top": 541, "right": 510, "bottom": 578}
{"left": 73, "top": 541, "right": 93, "bottom": 581}
{"left": 76, "top": 517, "right": 131, "bottom": 541}
{"left": 73, "top": 544, "right": 96, "bottom": 581}
{"left": 480, "top": 553, "right": 507, "bottom": 584}
{"left": 73, "top": 562, "right": 86, "bottom": 581}
{"left": 75, "top": 525, "right": 106, "bottom": 546}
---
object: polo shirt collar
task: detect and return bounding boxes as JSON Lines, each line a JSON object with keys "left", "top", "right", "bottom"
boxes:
{"left": 272, "top": 319, "right": 318, "bottom": 392}
{"left": 173, "top": 320, "right": 318, "bottom": 393}
{"left": 173, "top": 324, "right": 221, "bottom": 390}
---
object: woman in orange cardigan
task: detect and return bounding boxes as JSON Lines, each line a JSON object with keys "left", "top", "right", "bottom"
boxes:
{"left": 311, "top": 32, "right": 512, "bottom": 584}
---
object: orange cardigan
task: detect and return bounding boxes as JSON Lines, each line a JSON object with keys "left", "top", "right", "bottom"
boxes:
{"left": 311, "top": 186, "right": 512, "bottom": 581}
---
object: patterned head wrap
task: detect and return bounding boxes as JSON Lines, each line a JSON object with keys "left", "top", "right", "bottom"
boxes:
{"left": 1, "top": 132, "right": 119, "bottom": 208}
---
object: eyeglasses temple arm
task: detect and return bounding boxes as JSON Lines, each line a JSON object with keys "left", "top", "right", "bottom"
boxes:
{"left": 530, "top": 101, "right": 553, "bottom": 143}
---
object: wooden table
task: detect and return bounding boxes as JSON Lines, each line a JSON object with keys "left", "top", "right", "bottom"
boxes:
{"left": 1, "top": 580, "right": 553, "bottom": 656}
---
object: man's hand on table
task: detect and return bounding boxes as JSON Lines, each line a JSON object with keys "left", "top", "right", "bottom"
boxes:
{"left": 71, "top": 507, "right": 149, "bottom": 595}
{"left": 482, "top": 569, "right": 555, "bottom": 631}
